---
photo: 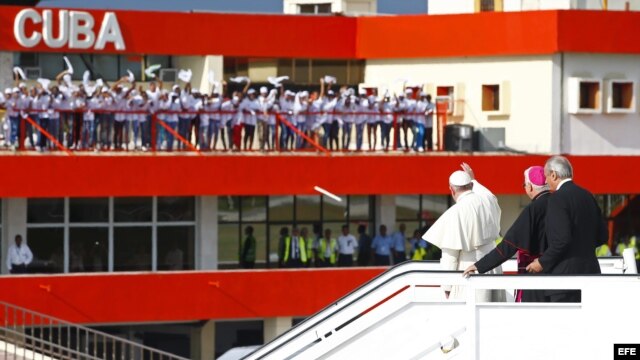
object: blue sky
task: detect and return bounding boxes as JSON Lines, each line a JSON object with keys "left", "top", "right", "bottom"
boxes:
{"left": 37, "top": 0, "right": 427, "bottom": 14}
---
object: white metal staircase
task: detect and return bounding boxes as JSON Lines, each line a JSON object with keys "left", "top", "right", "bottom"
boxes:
{"left": 245, "top": 257, "right": 637, "bottom": 360}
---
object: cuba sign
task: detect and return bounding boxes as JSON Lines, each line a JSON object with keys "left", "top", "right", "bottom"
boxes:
{"left": 14, "top": 8, "right": 126, "bottom": 51}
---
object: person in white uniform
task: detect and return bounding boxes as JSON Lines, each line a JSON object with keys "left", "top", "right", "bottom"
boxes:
{"left": 422, "top": 163, "right": 504, "bottom": 301}
{"left": 7, "top": 235, "right": 33, "bottom": 274}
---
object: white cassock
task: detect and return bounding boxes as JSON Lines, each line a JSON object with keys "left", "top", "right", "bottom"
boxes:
{"left": 423, "top": 180, "right": 505, "bottom": 301}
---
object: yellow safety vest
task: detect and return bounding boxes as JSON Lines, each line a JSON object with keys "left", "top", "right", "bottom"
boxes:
{"left": 412, "top": 247, "right": 426, "bottom": 260}
{"left": 283, "top": 236, "right": 307, "bottom": 263}
{"left": 631, "top": 236, "right": 640, "bottom": 260}
{"left": 595, "top": 244, "right": 610, "bottom": 257}
{"left": 318, "top": 238, "right": 338, "bottom": 264}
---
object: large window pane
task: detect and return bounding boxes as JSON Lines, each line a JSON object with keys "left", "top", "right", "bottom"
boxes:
{"left": 295, "top": 196, "right": 320, "bottom": 222}
{"left": 421, "top": 195, "right": 449, "bottom": 226}
{"left": 241, "top": 197, "right": 267, "bottom": 222}
{"left": 349, "top": 196, "right": 371, "bottom": 221}
{"left": 28, "top": 198, "right": 64, "bottom": 223}
{"left": 269, "top": 224, "right": 291, "bottom": 268}
{"left": 119, "top": 55, "right": 142, "bottom": 82}
{"left": 26, "top": 227, "right": 64, "bottom": 273}
{"left": 396, "top": 195, "right": 420, "bottom": 220}
{"left": 219, "top": 196, "right": 239, "bottom": 222}
{"left": 311, "top": 60, "right": 348, "bottom": 86}
{"left": 219, "top": 223, "right": 241, "bottom": 265}
{"left": 69, "top": 227, "right": 108, "bottom": 272}
{"left": 92, "top": 54, "right": 119, "bottom": 81}
{"left": 158, "top": 197, "right": 195, "bottom": 222}
{"left": 146, "top": 55, "right": 172, "bottom": 71}
{"left": 114, "top": 227, "right": 152, "bottom": 271}
{"left": 39, "top": 52, "right": 64, "bottom": 79}
{"left": 65, "top": 54, "right": 90, "bottom": 81}
{"left": 293, "top": 59, "right": 310, "bottom": 83}
{"left": 114, "top": 197, "right": 152, "bottom": 222}
{"left": 323, "top": 196, "right": 347, "bottom": 221}
{"left": 268, "top": 196, "right": 294, "bottom": 222}
{"left": 70, "top": 198, "right": 109, "bottom": 223}
{"left": 239, "top": 223, "right": 267, "bottom": 268}
{"left": 157, "top": 226, "right": 195, "bottom": 270}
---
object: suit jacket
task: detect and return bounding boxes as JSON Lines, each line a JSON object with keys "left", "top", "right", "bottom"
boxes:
{"left": 538, "top": 181, "right": 607, "bottom": 275}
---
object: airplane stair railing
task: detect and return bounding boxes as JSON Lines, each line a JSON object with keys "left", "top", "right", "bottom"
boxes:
{"left": 245, "top": 257, "right": 631, "bottom": 360}
{"left": 0, "top": 300, "right": 189, "bottom": 360}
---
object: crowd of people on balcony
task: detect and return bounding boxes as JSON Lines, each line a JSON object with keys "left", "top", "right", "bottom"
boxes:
{"left": 0, "top": 63, "right": 437, "bottom": 153}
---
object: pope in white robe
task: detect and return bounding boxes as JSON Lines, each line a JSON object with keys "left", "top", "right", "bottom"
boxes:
{"left": 423, "top": 164, "right": 505, "bottom": 302}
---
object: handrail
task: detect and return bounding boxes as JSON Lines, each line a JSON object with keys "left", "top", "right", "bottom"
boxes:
{"left": 245, "top": 257, "right": 628, "bottom": 359}
{"left": 23, "top": 116, "right": 73, "bottom": 155}
{"left": 153, "top": 116, "right": 203, "bottom": 155}
{"left": 275, "top": 113, "right": 331, "bottom": 155}
{"left": 0, "top": 300, "right": 188, "bottom": 360}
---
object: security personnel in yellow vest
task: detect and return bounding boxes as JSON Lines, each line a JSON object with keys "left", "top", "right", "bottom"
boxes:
{"left": 616, "top": 235, "right": 632, "bottom": 256}
{"left": 317, "top": 229, "right": 339, "bottom": 267}
{"left": 282, "top": 227, "right": 307, "bottom": 268}
{"left": 300, "top": 227, "right": 313, "bottom": 267}
{"left": 595, "top": 243, "right": 611, "bottom": 257}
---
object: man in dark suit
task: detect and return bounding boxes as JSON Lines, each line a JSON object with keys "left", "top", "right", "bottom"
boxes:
{"left": 526, "top": 156, "right": 608, "bottom": 302}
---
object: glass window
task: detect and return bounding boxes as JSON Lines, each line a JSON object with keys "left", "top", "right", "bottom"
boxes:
{"left": 146, "top": 55, "right": 172, "bottom": 71}
{"left": 157, "top": 197, "right": 195, "bottom": 222}
{"left": 26, "top": 227, "right": 64, "bottom": 273}
{"left": 69, "top": 227, "right": 109, "bottom": 272}
{"left": 65, "top": 54, "right": 90, "bottom": 81}
{"left": 219, "top": 196, "right": 240, "bottom": 222}
{"left": 219, "top": 223, "right": 241, "bottom": 264}
{"left": 27, "top": 198, "right": 64, "bottom": 223}
{"left": 119, "top": 55, "right": 142, "bottom": 82}
{"left": 349, "top": 196, "right": 371, "bottom": 221}
{"left": 269, "top": 225, "right": 291, "bottom": 268}
{"left": 323, "top": 196, "right": 347, "bottom": 221}
{"left": 69, "top": 198, "right": 109, "bottom": 223}
{"left": 157, "top": 226, "right": 195, "bottom": 270}
{"left": 114, "top": 197, "right": 152, "bottom": 222}
{"left": 92, "top": 55, "right": 119, "bottom": 81}
{"left": 241, "top": 197, "right": 267, "bottom": 222}
{"left": 114, "top": 227, "right": 152, "bottom": 271}
{"left": 39, "top": 53, "right": 64, "bottom": 79}
{"left": 277, "top": 59, "right": 294, "bottom": 79}
{"left": 421, "top": 195, "right": 449, "bottom": 226}
{"left": 268, "top": 196, "right": 294, "bottom": 222}
{"left": 295, "top": 196, "right": 321, "bottom": 222}
{"left": 294, "top": 59, "right": 310, "bottom": 84}
{"left": 239, "top": 223, "right": 267, "bottom": 268}
{"left": 396, "top": 195, "right": 420, "bottom": 220}
{"left": 311, "top": 60, "right": 347, "bottom": 86}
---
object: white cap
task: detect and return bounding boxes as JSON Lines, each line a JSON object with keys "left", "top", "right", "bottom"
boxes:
{"left": 4, "top": 88, "right": 11, "bottom": 94}
{"left": 192, "top": 89, "right": 200, "bottom": 95}
{"left": 449, "top": 171, "right": 472, "bottom": 186}
{"left": 358, "top": 88, "right": 366, "bottom": 96}
{"left": 18, "top": 82, "right": 26, "bottom": 88}
{"left": 247, "top": 88, "right": 256, "bottom": 95}
{"left": 172, "top": 84, "right": 180, "bottom": 90}
{"left": 260, "top": 86, "right": 268, "bottom": 94}
{"left": 404, "top": 88, "right": 412, "bottom": 94}
{"left": 12, "top": 87, "right": 19, "bottom": 93}
{"left": 327, "top": 90, "right": 335, "bottom": 96}
{"left": 285, "top": 90, "right": 295, "bottom": 97}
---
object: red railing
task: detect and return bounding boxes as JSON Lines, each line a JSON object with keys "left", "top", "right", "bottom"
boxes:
{"left": 9, "top": 106, "right": 449, "bottom": 154}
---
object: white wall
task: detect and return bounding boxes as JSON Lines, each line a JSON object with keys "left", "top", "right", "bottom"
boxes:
{"left": 428, "top": 0, "right": 475, "bottom": 14}
{"left": 561, "top": 54, "right": 640, "bottom": 155}
{"left": 365, "top": 55, "right": 555, "bottom": 153}
{"left": 283, "top": 0, "right": 376, "bottom": 14}
{"left": 504, "top": 0, "right": 572, "bottom": 11}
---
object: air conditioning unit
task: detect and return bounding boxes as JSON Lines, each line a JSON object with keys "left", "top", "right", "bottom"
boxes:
{"left": 160, "top": 69, "right": 178, "bottom": 83}
{"left": 24, "top": 67, "right": 41, "bottom": 80}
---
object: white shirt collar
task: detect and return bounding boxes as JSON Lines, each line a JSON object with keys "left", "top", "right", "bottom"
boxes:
{"left": 557, "top": 178, "right": 573, "bottom": 190}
